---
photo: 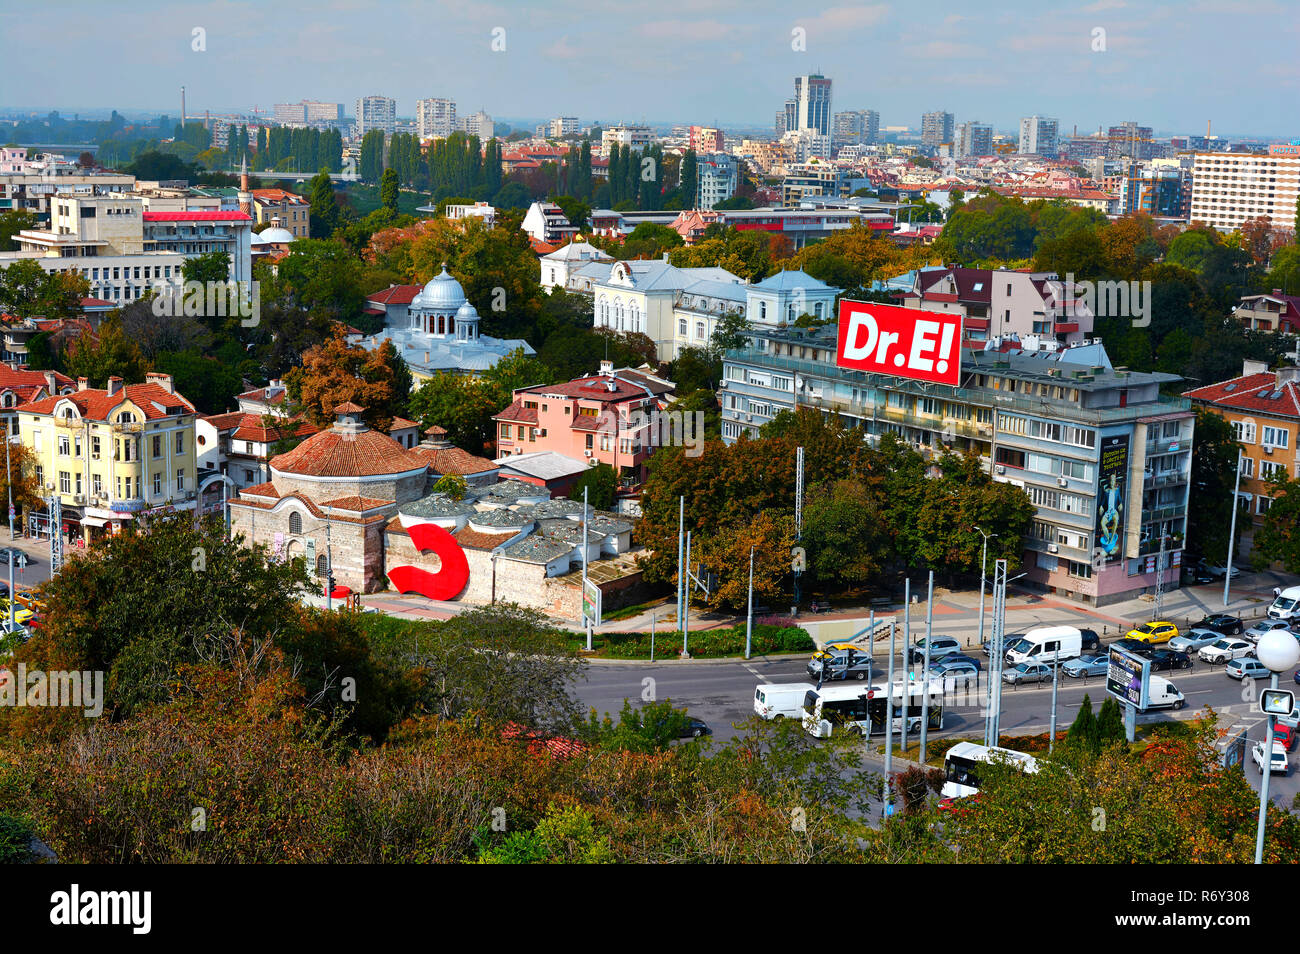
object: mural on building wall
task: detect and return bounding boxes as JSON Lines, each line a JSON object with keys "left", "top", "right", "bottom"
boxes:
{"left": 1096, "top": 434, "right": 1129, "bottom": 562}
{"left": 386, "top": 520, "right": 470, "bottom": 599}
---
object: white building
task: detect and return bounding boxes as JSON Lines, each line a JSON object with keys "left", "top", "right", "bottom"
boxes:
{"left": 521, "top": 202, "right": 579, "bottom": 245}
{"left": 545, "top": 117, "right": 579, "bottom": 138}
{"left": 539, "top": 240, "right": 613, "bottom": 292}
{"left": 416, "top": 98, "right": 457, "bottom": 139}
{"left": 601, "top": 125, "right": 652, "bottom": 154}
{"left": 746, "top": 269, "right": 839, "bottom": 328}
{"left": 456, "top": 110, "right": 494, "bottom": 140}
{"left": 355, "top": 96, "right": 397, "bottom": 137}
{"left": 444, "top": 202, "right": 496, "bottom": 228}
{"left": 1190, "top": 145, "right": 1300, "bottom": 232}
{"left": 697, "top": 154, "right": 738, "bottom": 210}
{"left": 1019, "top": 116, "right": 1059, "bottom": 157}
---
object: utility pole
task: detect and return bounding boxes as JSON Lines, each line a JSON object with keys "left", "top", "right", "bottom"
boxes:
{"left": 1153, "top": 532, "right": 1167, "bottom": 621}
{"left": 884, "top": 600, "right": 896, "bottom": 816}
{"left": 985, "top": 559, "right": 1009, "bottom": 747}
{"left": 1049, "top": 646, "right": 1060, "bottom": 753}
{"left": 901, "top": 577, "right": 911, "bottom": 755}
{"left": 48, "top": 492, "right": 62, "bottom": 575}
{"left": 1224, "top": 449, "right": 1243, "bottom": 609}
{"left": 793, "top": 445, "right": 804, "bottom": 611}
{"left": 5, "top": 426, "right": 13, "bottom": 542}
{"left": 682, "top": 530, "right": 692, "bottom": 658}
{"left": 582, "top": 486, "right": 592, "bottom": 652}
{"left": 676, "top": 495, "right": 685, "bottom": 627}
{"left": 744, "top": 545, "right": 754, "bottom": 660}
{"left": 324, "top": 508, "right": 333, "bottom": 612}
{"left": 920, "top": 571, "right": 934, "bottom": 764}
{"left": 975, "top": 526, "right": 994, "bottom": 652}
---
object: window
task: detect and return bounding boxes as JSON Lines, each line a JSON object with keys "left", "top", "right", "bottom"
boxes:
{"left": 678, "top": 318, "right": 687, "bottom": 337}
{"left": 153, "top": 434, "right": 162, "bottom": 458}
{"left": 176, "top": 468, "right": 185, "bottom": 491}
{"left": 289, "top": 511, "right": 302, "bottom": 534}
{"left": 59, "top": 471, "right": 71, "bottom": 494}
{"left": 92, "top": 475, "right": 102, "bottom": 497}
{"left": 176, "top": 431, "right": 184, "bottom": 454}
{"left": 695, "top": 320, "right": 705, "bottom": 339}
{"left": 995, "top": 447, "right": 1026, "bottom": 469}
{"left": 1261, "top": 460, "right": 1285, "bottom": 479}
{"left": 1240, "top": 456, "right": 1255, "bottom": 477}
{"left": 316, "top": 554, "right": 328, "bottom": 577}
{"left": 153, "top": 472, "right": 162, "bottom": 495}
{"left": 1067, "top": 560, "right": 1092, "bottom": 579}
{"left": 34, "top": 466, "right": 42, "bottom": 489}
{"left": 998, "top": 413, "right": 1028, "bottom": 435}
{"left": 58, "top": 435, "right": 70, "bottom": 456}
{"left": 91, "top": 435, "right": 100, "bottom": 459}
{"left": 1262, "top": 426, "right": 1289, "bottom": 449}
{"left": 1232, "top": 420, "right": 1256, "bottom": 443}
{"left": 1258, "top": 496, "right": 1272, "bottom": 515}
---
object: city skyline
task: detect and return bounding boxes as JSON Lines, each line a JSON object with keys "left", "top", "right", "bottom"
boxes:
{"left": 2, "top": 0, "right": 1297, "bottom": 139}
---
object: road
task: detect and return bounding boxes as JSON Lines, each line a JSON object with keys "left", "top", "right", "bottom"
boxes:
{"left": 573, "top": 649, "right": 1300, "bottom": 808}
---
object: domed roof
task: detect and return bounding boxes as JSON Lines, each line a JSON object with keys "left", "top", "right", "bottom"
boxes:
{"left": 456, "top": 300, "right": 479, "bottom": 320}
{"left": 414, "top": 264, "right": 467, "bottom": 312}
{"left": 255, "top": 226, "right": 296, "bottom": 245}
{"left": 270, "top": 424, "right": 428, "bottom": 479}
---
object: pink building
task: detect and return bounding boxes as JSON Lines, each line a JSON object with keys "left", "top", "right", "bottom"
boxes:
{"left": 493, "top": 363, "right": 675, "bottom": 495}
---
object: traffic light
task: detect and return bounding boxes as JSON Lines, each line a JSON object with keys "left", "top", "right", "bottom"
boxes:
{"left": 327, "top": 573, "right": 336, "bottom": 593}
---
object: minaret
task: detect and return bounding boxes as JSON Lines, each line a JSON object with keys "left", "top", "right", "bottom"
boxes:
{"left": 238, "top": 156, "right": 252, "bottom": 216}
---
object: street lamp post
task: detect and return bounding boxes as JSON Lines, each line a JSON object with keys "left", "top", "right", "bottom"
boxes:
{"left": 974, "top": 526, "right": 995, "bottom": 652}
{"left": 1253, "top": 631, "right": 1300, "bottom": 864}
{"left": 1224, "top": 450, "right": 1243, "bottom": 609}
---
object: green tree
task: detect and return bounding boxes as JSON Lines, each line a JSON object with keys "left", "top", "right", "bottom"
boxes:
{"left": 568, "top": 462, "right": 617, "bottom": 510}
{"left": 0, "top": 209, "right": 37, "bottom": 251}
{"left": 307, "top": 171, "right": 340, "bottom": 238}
{"left": 1252, "top": 472, "right": 1300, "bottom": 571}
{"left": 380, "top": 168, "right": 399, "bottom": 214}
{"left": 62, "top": 314, "right": 146, "bottom": 386}
{"left": 1066, "top": 693, "right": 1098, "bottom": 752}
{"left": 1188, "top": 407, "right": 1244, "bottom": 565}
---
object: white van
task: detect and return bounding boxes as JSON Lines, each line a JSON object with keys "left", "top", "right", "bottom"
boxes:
{"left": 753, "top": 682, "right": 815, "bottom": 720}
{"left": 1003, "top": 625, "right": 1082, "bottom": 666}
{"left": 1268, "top": 586, "right": 1300, "bottom": 621}
{"left": 1139, "top": 675, "right": 1186, "bottom": 712}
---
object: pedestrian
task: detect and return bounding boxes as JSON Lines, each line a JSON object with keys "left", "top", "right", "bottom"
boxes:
{"left": 1274, "top": 586, "right": 1282, "bottom": 599}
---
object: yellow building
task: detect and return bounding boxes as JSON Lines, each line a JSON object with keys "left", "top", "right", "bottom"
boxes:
{"left": 17, "top": 373, "right": 199, "bottom": 542}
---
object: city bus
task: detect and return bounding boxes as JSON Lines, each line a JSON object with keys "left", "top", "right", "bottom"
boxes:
{"left": 940, "top": 742, "right": 1040, "bottom": 800}
{"left": 801, "top": 682, "right": 944, "bottom": 739}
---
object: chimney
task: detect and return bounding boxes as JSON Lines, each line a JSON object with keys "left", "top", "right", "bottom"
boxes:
{"left": 1243, "top": 359, "right": 1269, "bottom": 377}
{"left": 1277, "top": 366, "right": 1300, "bottom": 388}
{"left": 145, "top": 371, "right": 175, "bottom": 394}
{"left": 42, "top": 370, "right": 56, "bottom": 391}
{"left": 1274, "top": 289, "right": 1283, "bottom": 296}
{"left": 77, "top": 376, "right": 88, "bottom": 391}
{"left": 599, "top": 359, "right": 614, "bottom": 377}
{"left": 107, "top": 376, "right": 123, "bottom": 397}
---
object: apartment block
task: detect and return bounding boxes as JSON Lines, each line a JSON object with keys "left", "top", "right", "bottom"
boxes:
{"left": 416, "top": 98, "right": 457, "bottom": 139}
{"left": 355, "top": 95, "right": 397, "bottom": 137}
{"left": 1189, "top": 145, "right": 1300, "bottom": 232}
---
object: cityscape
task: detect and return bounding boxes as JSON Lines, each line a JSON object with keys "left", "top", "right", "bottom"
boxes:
{"left": 2, "top": 0, "right": 1300, "bottom": 903}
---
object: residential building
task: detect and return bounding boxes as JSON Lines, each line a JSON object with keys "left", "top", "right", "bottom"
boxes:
{"left": 1019, "top": 116, "right": 1059, "bottom": 156}
{"left": 601, "top": 125, "right": 653, "bottom": 153}
{"left": 544, "top": 117, "right": 580, "bottom": 138}
{"left": 955, "top": 121, "right": 994, "bottom": 158}
{"left": 688, "top": 126, "right": 725, "bottom": 154}
{"left": 0, "top": 169, "right": 136, "bottom": 220}
{"left": 274, "top": 102, "right": 344, "bottom": 126}
{"left": 521, "top": 202, "right": 579, "bottom": 245}
{"left": 197, "top": 410, "right": 319, "bottom": 493}
{"left": 792, "top": 75, "right": 833, "bottom": 137}
{"left": 1106, "top": 122, "right": 1159, "bottom": 160}
{"left": 696, "top": 153, "right": 738, "bottom": 210}
{"left": 17, "top": 373, "right": 200, "bottom": 542}
{"left": 781, "top": 128, "right": 832, "bottom": 163}
{"left": 922, "top": 111, "right": 955, "bottom": 148}
{"left": 721, "top": 329, "right": 1194, "bottom": 604}
{"left": 899, "top": 266, "right": 1095, "bottom": 344}
{"left": 834, "top": 110, "right": 879, "bottom": 145}
{"left": 249, "top": 188, "right": 310, "bottom": 238}
{"left": 782, "top": 160, "right": 848, "bottom": 204}
{"left": 0, "top": 367, "right": 75, "bottom": 438}
{"left": 1119, "top": 164, "right": 1188, "bottom": 218}
{"left": 358, "top": 265, "right": 534, "bottom": 383}
{"left": 746, "top": 269, "right": 839, "bottom": 328}
{"left": 416, "top": 98, "right": 457, "bottom": 139}
{"left": 355, "top": 96, "right": 397, "bottom": 137}
{"left": 455, "top": 110, "right": 494, "bottom": 140}
{"left": 1232, "top": 291, "right": 1300, "bottom": 334}
{"left": 1190, "top": 145, "right": 1300, "bottom": 232}
{"left": 443, "top": 201, "right": 496, "bottom": 228}
{"left": 1185, "top": 360, "right": 1300, "bottom": 532}
{"left": 493, "top": 362, "right": 675, "bottom": 498}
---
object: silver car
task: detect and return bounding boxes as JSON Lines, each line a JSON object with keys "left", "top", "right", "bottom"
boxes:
{"left": 1244, "top": 619, "right": 1294, "bottom": 643}
{"left": 1169, "top": 629, "right": 1229, "bottom": 652}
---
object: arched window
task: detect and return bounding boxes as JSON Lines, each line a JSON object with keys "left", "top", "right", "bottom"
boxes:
{"left": 597, "top": 296, "right": 608, "bottom": 326}
{"left": 615, "top": 299, "right": 625, "bottom": 330}
{"left": 316, "top": 554, "right": 328, "bottom": 577}
{"left": 289, "top": 511, "right": 302, "bottom": 534}
{"left": 629, "top": 302, "right": 640, "bottom": 333}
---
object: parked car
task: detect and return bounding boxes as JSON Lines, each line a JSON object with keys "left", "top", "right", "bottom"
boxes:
{"left": 1199, "top": 637, "right": 1255, "bottom": 664}
{"left": 0, "top": 549, "right": 29, "bottom": 567}
{"left": 1062, "top": 653, "right": 1110, "bottom": 679}
{"left": 1226, "top": 657, "right": 1271, "bottom": 680}
{"left": 929, "top": 658, "right": 980, "bottom": 685}
{"left": 1253, "top": 740, "right": 1289, "bottom": 776}
{"left": 1079, "top": 629, "right": 1101, "bottom": 651}
{"left": 1191, "top": 613, "right": 1244, "bottom": 636}
{"left": 807, "top": 648, "right": 877, "bottom": 682}
{"left": 983, "top": 632, "right": 1024, "bottom": 657}
{"left": 908, "top": 635, "right": 963, "bottom": 664}
{"left": 678, "top": 716, "right": 711, "bottom": 739}
{"left": 1182, "top": 565, "right": 1214, "bottom": 586}
{"left": 939, "top": 653, "right": 983, "bottom": 672}
{"left": 1002, "top": 662, "right": 1055, "bottom": 686}
{"left": 1147, "top": 649, "right": 1193, "bottom": 672}
{"left": 1169, "top": 628, "right": 1232, "bottom": 653}
{"left": 1111, "top": 638, "right": 1157, "bottom": 658}
{"left": 1124, "top": 620, "right": 1179, "bottom": 645}
{"left": 1245, "top": 619, "right": 1294, "bottom": 643}
{"left": 1274, "top": 724, "right": 1296, "bottom": 751}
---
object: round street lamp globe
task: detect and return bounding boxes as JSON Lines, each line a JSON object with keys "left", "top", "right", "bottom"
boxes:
{"left": 1255, "top": 630, "right": 1300, "bottom": 673}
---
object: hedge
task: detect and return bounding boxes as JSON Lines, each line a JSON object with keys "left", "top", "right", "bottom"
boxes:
{"left": 593, "top": 624, "right": 814, "bottom": 659}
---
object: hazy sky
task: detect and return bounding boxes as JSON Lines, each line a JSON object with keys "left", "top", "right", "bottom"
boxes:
{"left": 3, "top": 0, "right": 1296, "bottom": 137}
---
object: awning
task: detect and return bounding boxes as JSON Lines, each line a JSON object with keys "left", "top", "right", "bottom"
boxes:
{"left": 330, "top": 586, "right": 352, "bottom": 600}
{"left": 80, "top": 516, "right": 109, "bottom": 528}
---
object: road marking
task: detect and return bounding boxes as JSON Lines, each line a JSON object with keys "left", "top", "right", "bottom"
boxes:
{"left": 743, "top": 664, "right": 768, "bottom": 683}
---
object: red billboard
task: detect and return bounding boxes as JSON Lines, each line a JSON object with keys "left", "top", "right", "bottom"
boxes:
{"left": 835, "top": 300, "right": 963, "bottom": 386}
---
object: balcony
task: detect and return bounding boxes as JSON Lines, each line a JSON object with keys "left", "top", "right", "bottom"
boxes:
{"left": 1053, "top": 321, "right": 1080, "bottom": 334}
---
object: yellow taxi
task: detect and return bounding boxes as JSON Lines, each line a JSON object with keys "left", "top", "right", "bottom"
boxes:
{"left": 811, "top": 641, "right": 863, "bottom": 662}
{"left": 0, "top": 599, "right": 34, "bottom": 627}
{"left": 1124, "top": 620, "right": 1179, "bottom": 645}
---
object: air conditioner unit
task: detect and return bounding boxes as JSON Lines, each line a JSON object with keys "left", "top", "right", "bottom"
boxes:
{"left": 1264, "top": 446, "right": 1274, "bottom": 454}
{"left": 584, "top": 450, "right": 593, "bottom": 457}
{"left": 1057, "top": 477, "right": 1068, "bottom": 487}
{"left": 1048, "top": 544, "right": 1059, "bottom": 553}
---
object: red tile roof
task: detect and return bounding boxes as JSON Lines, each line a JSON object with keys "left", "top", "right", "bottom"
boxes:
{"left": 367, "top": 284, "right": 422, "bottom": 306}
{"left": 270, "top": 426, "right": 428, "bottom": 478}
{"left": 1184, "top": 372, "right": 1300, "bottom": 418}
{"left": 451, "top": 527, "right": 520, "bottom": 550}
{"left": 389, "top": 417, "right": 419, "bottom": 429}
{"left": 494, "top": 400, "right": 539, "bottom": 425}
{"left": 241, "top": 482, "right": 280, "bottom": 498}
{"left": 319, "top": 496, "right": 393, "bottom": 512}
{"left": 202, "top": 411, "right": 318, "bottom": 443}
{"left": 411, "top": 445, "right": 497, "bottom": 476}
{"left": 17, "top": 382, "right": 194, "bottom": 421}
{"left": 141, "top": 211, "right": 254, "bottom": 222}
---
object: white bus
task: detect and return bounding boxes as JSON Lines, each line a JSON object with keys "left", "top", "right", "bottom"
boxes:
{"left": 801, "top": 683, "right": 944, "bottom": 739}
{"left": 941, "top": 741, "right": 1040, "bottom": 800}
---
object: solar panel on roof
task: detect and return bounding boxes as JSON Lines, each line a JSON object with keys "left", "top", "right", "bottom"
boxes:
{"left": 1224, "top": 383, "right": 1236, "bottom": 391}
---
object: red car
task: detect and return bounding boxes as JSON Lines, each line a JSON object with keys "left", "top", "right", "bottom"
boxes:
{"left": 1273, "top": 724, "right": 1296, "bottom": 751}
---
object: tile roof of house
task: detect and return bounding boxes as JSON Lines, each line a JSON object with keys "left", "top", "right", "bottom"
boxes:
{"left": 202, "top": 411, "right": 318, "bottom": 443}
{"left": 0, "top": 367, "right": 74, "bottom": 401}
{"left": 390, "top": 417, "right": 419, "bottom": 429}
{"left": 494, "top": 400, "right": 540, "bottom": 424}
{"left": 270, "top": 425, "right": 429, "bottom": 478}
{"left": 1184, "top": 372, "right": 1300, "bottom": 417}
{"left": 17, "top": 382, "right": 194, "bottom": 421}
{"left": 451, "top": 527, "right": 521, "bottom": 551}
{"left": 250, "top": 188, "right": 307, "bottom": 203}
{"left": 237, "top": 386, "right": 286, "bottom": 405}
{"left": 411, "top": 445, "right": 498, "bottom": 476}
{"left": 366, "top": 284, "right": 423, "bottom": 306}
{"left": 241, "top": 482, "right": 280, "bottom": 498}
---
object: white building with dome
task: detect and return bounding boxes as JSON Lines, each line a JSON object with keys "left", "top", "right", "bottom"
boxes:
{"left": 359, "top": 264, "right": 535, "bottom": 384}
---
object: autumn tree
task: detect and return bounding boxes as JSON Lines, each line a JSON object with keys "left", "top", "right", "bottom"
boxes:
{"left": 285, "top": 329, "right": 412, "bottom": 432}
